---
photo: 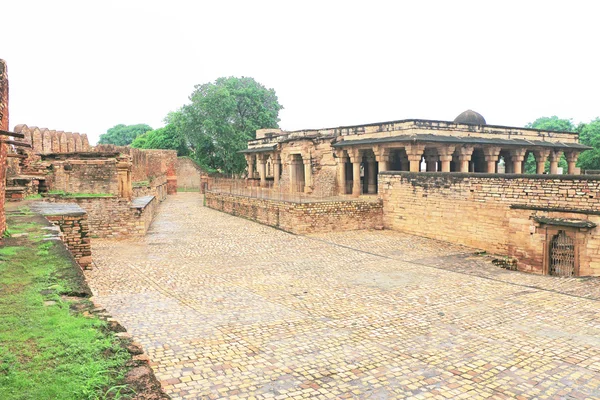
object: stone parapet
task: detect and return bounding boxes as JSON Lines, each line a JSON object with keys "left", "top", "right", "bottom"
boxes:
{"left": 379, "top": 172, "right": 600, "bottom": 276}
{"left": 205, "top": 192, "right": 383, "bottom": 235}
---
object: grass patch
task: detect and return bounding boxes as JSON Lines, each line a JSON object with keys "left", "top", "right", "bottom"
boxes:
{"left": 177, "top": 187, "right": 200, "bottom": 192}
{"left": 0, "top": 216, "right": 131, "bottom": 399}
{"left": 47, "top": 191, "right": 114, "bottom": 198}
{"left": 24, "top": 194, "right": 43, "bottom": 200}
{"left": 132, "top": 181, "right": 149, "bottom": 188}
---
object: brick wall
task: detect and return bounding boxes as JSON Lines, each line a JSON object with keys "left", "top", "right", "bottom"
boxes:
{"left": 176, "top": 157, "right": 207, "bottom": 190}
{"left": 44, "top": 213, "right": 93, "bottom": 269}
{"left": 43, "top": 195, "right": 158, "bottom": 238}
{"left": 379, "top": 172, "right": 600, "bottom": 275}
{"left": 49, "top": 158, "right": 120, "bottom": 195}
{"left": 30, "top": 202, "right": 93, "bottom": 270}
{"left": 0, "top": 59, "right": 8, "bottom": 235}
{"left": 129, "top": 148, "right": 177, "bottom": 193}
{"left": 205, "top": 192, "right": 383, "bottom": 235}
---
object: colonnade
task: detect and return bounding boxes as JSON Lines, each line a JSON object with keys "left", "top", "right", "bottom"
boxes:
{"left": 245, "top": 143, "right": 582, "bottom": 197}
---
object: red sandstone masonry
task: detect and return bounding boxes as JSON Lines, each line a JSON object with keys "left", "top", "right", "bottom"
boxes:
{"left": 0, "top": 59, "right": 9, "bottom": 234}
{"left": 379, "top": 172, "right": 600, "bottom": 276}
{"left": 205, "top": 192, "right": 383, "bottom": 235}
{"left": 44, "top": 213, "right": 93, "bottom": 269}
{"left": 44, "top": 196, "right": 158, "bottom": 238}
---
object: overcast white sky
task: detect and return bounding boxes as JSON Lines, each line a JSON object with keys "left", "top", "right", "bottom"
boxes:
{"left": 3, "top": 1, "right": 600, "bottom": 144}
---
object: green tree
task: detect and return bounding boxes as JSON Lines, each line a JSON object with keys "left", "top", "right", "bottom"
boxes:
{"left": 577, "top": 118, "right": 600, "bottom": 171}
{"left": 131, "top": 118, "right": 190, "bottom": 156}
{"left": 180, "top": 76, "right": 283, "bottom": 174}
{"left": 524, "top": 116, "right": 573, "bottom": 173}
{"left": 98, "top": 124, "right": 153, "bottom": 146}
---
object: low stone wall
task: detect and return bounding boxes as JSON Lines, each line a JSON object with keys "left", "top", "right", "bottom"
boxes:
{"left": 205, "top": 192, "right": 383, "bottom": 234}
{"left": 30, "top": 202, "right": 93, "bottom": 269}
{"left": 132, "top": 176, "right": 168, "bottom": 201}
{"left": 379, "top": 172, "right": 600, "bottom": 276}
{"left": 43, "top": 195, "right": 158, "bottom": 238}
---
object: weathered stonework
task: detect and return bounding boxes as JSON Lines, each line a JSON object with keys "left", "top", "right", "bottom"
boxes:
{"left": 205, "top": 192, "right": 383, "bottom": 235}
{"left": 0, "top": 59, "right": 8, "bottom": 235}
{"left": 175, "top": 157, "right": 207, "bottom": 191}
{"left": 43, "top": 195, "right": 158, "bottom": 238}
{"left": 30, "top": 202, "right": 93, "bottom": 269}
{"left": 379, "top": 172, "right": 600, "bottom": 275}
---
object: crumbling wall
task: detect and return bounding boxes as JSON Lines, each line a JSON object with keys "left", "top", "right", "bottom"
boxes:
{"left": 129, "top": 148, "right": 177, "bottom": 194}
{"left": 379, "top": 172, "right": 600, "bottom": 275}
{"left": 205, "top": 192, "right": 383, "bottom": 234}
{"left": 175, "top": 157, "right": 207, "bottom": 190}
{"left": 0, "top": 59, "right": 9, "bottom": 235}
{"left": 46, "top": 156, "right": 120, "bottom": 195}
{"left": 43, "top": 195, "right": 158, "bottom": 238}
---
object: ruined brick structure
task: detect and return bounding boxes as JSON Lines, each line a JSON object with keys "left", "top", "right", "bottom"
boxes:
{"left": 176, "top": 157, "right": 208, "bottom": 191}
{"left": 229, "top": 111, "right": 600, "bottom": 277}
{"left": 205, "top": 192, "right": 383, "bottom": 234}
{"left": 0, "top": 59, "right": 8, "bottom": 234}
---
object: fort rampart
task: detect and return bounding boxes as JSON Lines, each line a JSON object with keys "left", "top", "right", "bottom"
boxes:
{"left": 379, "top": 172, "right": 600, "bottom": 275}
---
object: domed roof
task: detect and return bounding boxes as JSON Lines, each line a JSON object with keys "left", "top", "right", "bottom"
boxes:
{"left": 454, "top": 110, "right": 486, "bottom": 125}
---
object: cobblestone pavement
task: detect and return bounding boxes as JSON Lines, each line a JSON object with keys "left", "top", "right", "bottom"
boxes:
{"left": 86, "top": 193, "right": 600, "bottom": 399}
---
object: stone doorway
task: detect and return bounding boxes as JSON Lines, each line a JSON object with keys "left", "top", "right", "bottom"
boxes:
{"left": 549, "top": 230, "right": 576, "bottom": 277}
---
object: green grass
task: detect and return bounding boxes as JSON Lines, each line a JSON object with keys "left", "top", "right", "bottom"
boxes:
{"left": 0, "top": 217, "right": 130, "bottom": 399}
{"left": 132, "top": 181, "right": 149, "bottom": 188}
{"left": 24, "top": 194, "right": 43, "bottom": 200}
{"left": 177, "top": 187, "right": 200, "bottom": 192}
{"left": 47, "top": 191, "right": 114, "bottom": 198}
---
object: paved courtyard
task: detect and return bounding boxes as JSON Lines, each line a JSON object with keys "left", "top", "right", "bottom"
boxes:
{"left": 86, "top": 193, "right": 600, "bottom": 399}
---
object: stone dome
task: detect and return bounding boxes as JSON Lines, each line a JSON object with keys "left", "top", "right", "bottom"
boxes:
{"left": 454, "top": 110, "right": 486, "bottom": 125}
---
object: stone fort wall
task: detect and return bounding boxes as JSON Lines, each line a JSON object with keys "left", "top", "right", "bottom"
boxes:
{"left": 379, "top": 172, "right": 600, "bottom": 275}
{"left": 0, "top": 59, "right": 8, "bottom": 234}
{"left": 205, "top": 192, "right": 383, "bottom": 235}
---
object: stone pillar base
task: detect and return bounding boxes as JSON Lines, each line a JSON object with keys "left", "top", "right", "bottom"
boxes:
{"left": 167, "top": 176, "right": 178, "bottom": 194}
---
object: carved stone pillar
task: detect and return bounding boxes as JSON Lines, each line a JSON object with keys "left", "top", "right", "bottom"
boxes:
{"left": 424, "top": 150, "right": 438, "bottom": 172}
{"left": 273, "top": 154, "right": 281, "bottom": 186}
{"left": 257, "top": 154, "right": 267, "bottom": 187}
{"left": 337, "top": 153, "right": 348, "bottom": 195}
{"left": 437, "top": 146, "right": 455, "bottom": 172}
{"left": 483, "top": 146, "right": 501, "bottom": 173}
{"left": 549, "top": 150, "right": 563, "bottom": 174}
{"left": 510, "top": 149, "right": 527, "bottom": 174}
{"left": 374, "top": 145, "right": 390, "bottom": 172}
{"left": 366, "top": 155, "right": 377, "bottom": 194}
{"left": 348, "top": 149, "right": 363, "bottom": 197}
{"left": 405, "top": 144, "right": 425, "bottom": 172}
{"left": 116, "top": 158, "right": 133, "bottom": 200}
{"left": 458, "top": 146, "right": 474, "bottom": 173}
{"left": 565, "top": 151, "right": 580, "bottom": 175}
{"left": 303, "top": 156, "right": 312, "bottom": 193}
{"left": 533, "top": 149, "right": 551, "bottom": 174}
{"left": 245, "top": 154, "right": 255, "bottom": 179}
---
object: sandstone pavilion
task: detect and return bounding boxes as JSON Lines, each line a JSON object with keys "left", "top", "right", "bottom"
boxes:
{"left": 241, "top": 110, "right": 591, "bottom": 196}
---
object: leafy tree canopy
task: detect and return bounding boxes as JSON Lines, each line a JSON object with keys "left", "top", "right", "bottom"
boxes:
{"left": 131, "top": 114, "right": 189, "bottom": 156}
{"left": 577, "top": 118, "right": 600, "bottom": 171}
{"left": 524, "top": 116, "right": 574, "bottom": 173}
{"left": 181, "top": 76, "right": 283, "bottom": 174}
{"left": 525, "top": 116, "right": 575, "bottom": 132}
{"left": 98, "top": 124, "right": 153, "bottom": 146}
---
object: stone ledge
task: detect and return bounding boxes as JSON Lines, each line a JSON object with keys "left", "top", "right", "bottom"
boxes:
{"left": 130, "top": 195, "right": 155, "bottom": 209}
{"left": 30, "top": 201, "right": 86, "bottom": 217}
{"left": 380, "top": 171, "right": 600, "bottom": 181}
